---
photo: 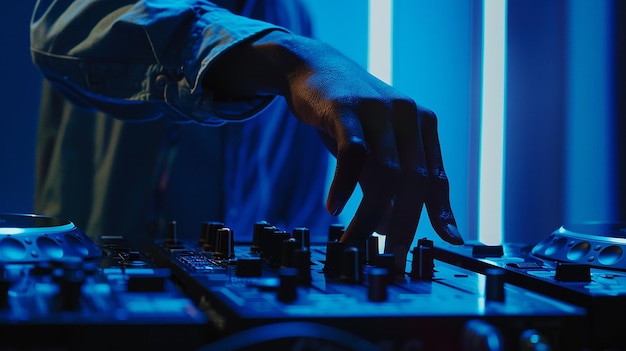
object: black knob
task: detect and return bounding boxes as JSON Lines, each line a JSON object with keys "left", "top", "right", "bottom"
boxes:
{"left": 268, "top": 230, "right": 291, "bottom": 266}
{"left": 165, "top": 220, "right": 184, "bottom": 248}
{"left": 214, "top": 227, "right": 234, "bottom": 259}
{"left": 410, "top": 244, "right": 434, "bottom": 281}
{"left": 328, "top": 223, "right": 344, "bottom": 242}
{"left": 375, "top": 253, "right": 395, "bottom": 284}
{"left": 251, "top": 221, "right": 270, "bottom": 254}
{"left": 201, "top": 221, "right": 224, "bottom": 251}
{"left": 485, "top": 268, "right": 506, "bottom": 302}
{"left": 260, "top": 225, "right": 278, "bottom": 259}
{"left": 324, "top": 240, "right": 344, "bottom": 278}
{"left": 281, "top": 237, "right": 298, "bottom": 268}
{"left": 292, "top": 227, "right": 310, "bottom": 251}
{"left": 340, "top": 246, "right": 361, "bottom": 283}
{"left": 277, "top": 267, "right": 298, "bottom": 302}
{"left": 368, "top": 267, "right": 388, "bottom": 302}
{"left": 294, "top": 248, "right": 312, "bottom": 286}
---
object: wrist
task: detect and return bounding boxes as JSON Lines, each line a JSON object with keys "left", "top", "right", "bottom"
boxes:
{"left": 202, "top": 29, "right": 302, "bottom": 98}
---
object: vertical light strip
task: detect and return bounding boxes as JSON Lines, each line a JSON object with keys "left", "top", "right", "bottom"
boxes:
{"left": 368, "top": 0, "right": 393, "bottom": 84}
{"left": 366, "top": 0, "right": 393, "bottom": 252}
{"left": 479, "top": 0, "right": 507, "bottom": 245}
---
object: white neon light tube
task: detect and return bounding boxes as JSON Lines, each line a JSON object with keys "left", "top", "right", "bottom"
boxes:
{"left": 368, "top": 0, "right": 393, "bottom": 84}
{"left": 479, "top": 0, "right": 507, "bottom": 245}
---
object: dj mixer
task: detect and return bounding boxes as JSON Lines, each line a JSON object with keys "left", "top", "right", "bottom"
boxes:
{"left": 2, "top": 213, "right": 624, "bottom": 350}
{"left": 147, "top": 220, "right": 589, "bottom": 351}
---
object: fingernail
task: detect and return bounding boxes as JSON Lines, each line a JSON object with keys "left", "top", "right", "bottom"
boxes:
{"left": 331, "top": 203, "right": 345, "bottom": 216}
{"left": 445, "top": 224, "right": 464, "bottom": 245}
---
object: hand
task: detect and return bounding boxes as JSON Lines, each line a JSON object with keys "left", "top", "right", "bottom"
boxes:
{"left": 203, "top": 31, "right": 464, "bottom": 272}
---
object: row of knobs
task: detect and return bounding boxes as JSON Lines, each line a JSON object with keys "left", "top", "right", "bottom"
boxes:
{"left": 178, "top": 219, "right": 443, "bottom": 302}
{"left": 166, "top": 220, "right": 507, "bottom": 304}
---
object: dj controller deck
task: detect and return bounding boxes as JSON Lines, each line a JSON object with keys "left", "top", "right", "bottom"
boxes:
{"left": 0, "top": 213, "right": 624, "bottom": 350}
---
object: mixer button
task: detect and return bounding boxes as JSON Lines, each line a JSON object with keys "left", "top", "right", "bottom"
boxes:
{"left": 554, "top": 262, "right": 591, "bottom": 282}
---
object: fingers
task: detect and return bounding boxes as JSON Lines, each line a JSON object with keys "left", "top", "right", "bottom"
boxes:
{"left": 382, "top": 100, "right": 428, "bottom": 259}
{"left": 420, "top": 107, "right": 464, "bottom": 245}
{"left": 341, "top": 157, "right": 399, "bottom": 241}
{"left": 321, "top": 97, "right": 462, "bottom": 260}
{"left": 322, "top": 112, "right": 369, "bottom": 219}
{"left": 333, "top": 105, "right": 400, "bottom": 244}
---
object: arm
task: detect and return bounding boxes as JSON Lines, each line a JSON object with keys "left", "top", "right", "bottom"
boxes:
{"left": 31, "top": 1, "right": 463, "bottom": 273}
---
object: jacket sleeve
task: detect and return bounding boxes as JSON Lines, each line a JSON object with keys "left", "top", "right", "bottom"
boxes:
{"left": 30, "top": 0, "right": 288, "bottom": 125}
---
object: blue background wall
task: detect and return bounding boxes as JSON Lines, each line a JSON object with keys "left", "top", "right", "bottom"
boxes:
{"left": 0, "top": 0, "right": 41, "bottom": 215}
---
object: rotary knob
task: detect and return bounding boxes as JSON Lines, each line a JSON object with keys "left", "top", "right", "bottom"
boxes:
{"left": 340, "top": 246, "right": 361, "bottom": 283}
{"left": 324, "top": 240, "right": 344, "bottom": 278}
{"left": 410, "top": 241, "right": 434, "bottom": 281}
{"left": 294, "top": 248, "right": 312, "bottom": 286}
{"left": 277, "top": 267, "right": 298, "bottom": 302}
{"left": 214, "top": 227, "right": 234, "bottom": 259}
{"left": 368, "top": 267, "right": 388, "bottom": 302}
{"left": 292, "top": 227, "right": 311, "bottom": 251}
{"left": 328, "top": 223, "right": 344, "bottom": 242}
{"left": 485, "top": 268, "right": 506, "bottom": 302}
{"left": 200, "top": 221, "right": 224, "bottom": 252}
{"left": 251, "top": 221, "right": 270, "bottom": 254}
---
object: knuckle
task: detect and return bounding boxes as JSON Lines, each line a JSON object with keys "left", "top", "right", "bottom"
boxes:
{"left": 406, "top": 166, "right": 430, "bottom": 184}
{"left": 431, "top": 168, "right": 449, "bottom": 182}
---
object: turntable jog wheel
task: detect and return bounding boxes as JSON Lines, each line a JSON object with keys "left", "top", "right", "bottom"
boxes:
{"left": 0, "top": 213, "right": 102, "bottom": 263}
{"left": 531, "top": 221, "right": 626, "bottom": 271}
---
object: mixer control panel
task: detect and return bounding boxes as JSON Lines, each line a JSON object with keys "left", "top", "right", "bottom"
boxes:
{"left": 148, "top": 220, "right": 589, "bottom": 351}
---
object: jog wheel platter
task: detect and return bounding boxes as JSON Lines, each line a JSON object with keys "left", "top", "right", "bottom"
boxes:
{"left": 531, "top": 221, "right": 626, "bottom": 270}
{"left": 0, "top": 213, "right": 102, "bottom": 263}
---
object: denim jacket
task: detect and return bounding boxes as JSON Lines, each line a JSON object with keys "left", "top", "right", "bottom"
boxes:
{"left": 30, "top": 0, "right": 285, "bottom": 125}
